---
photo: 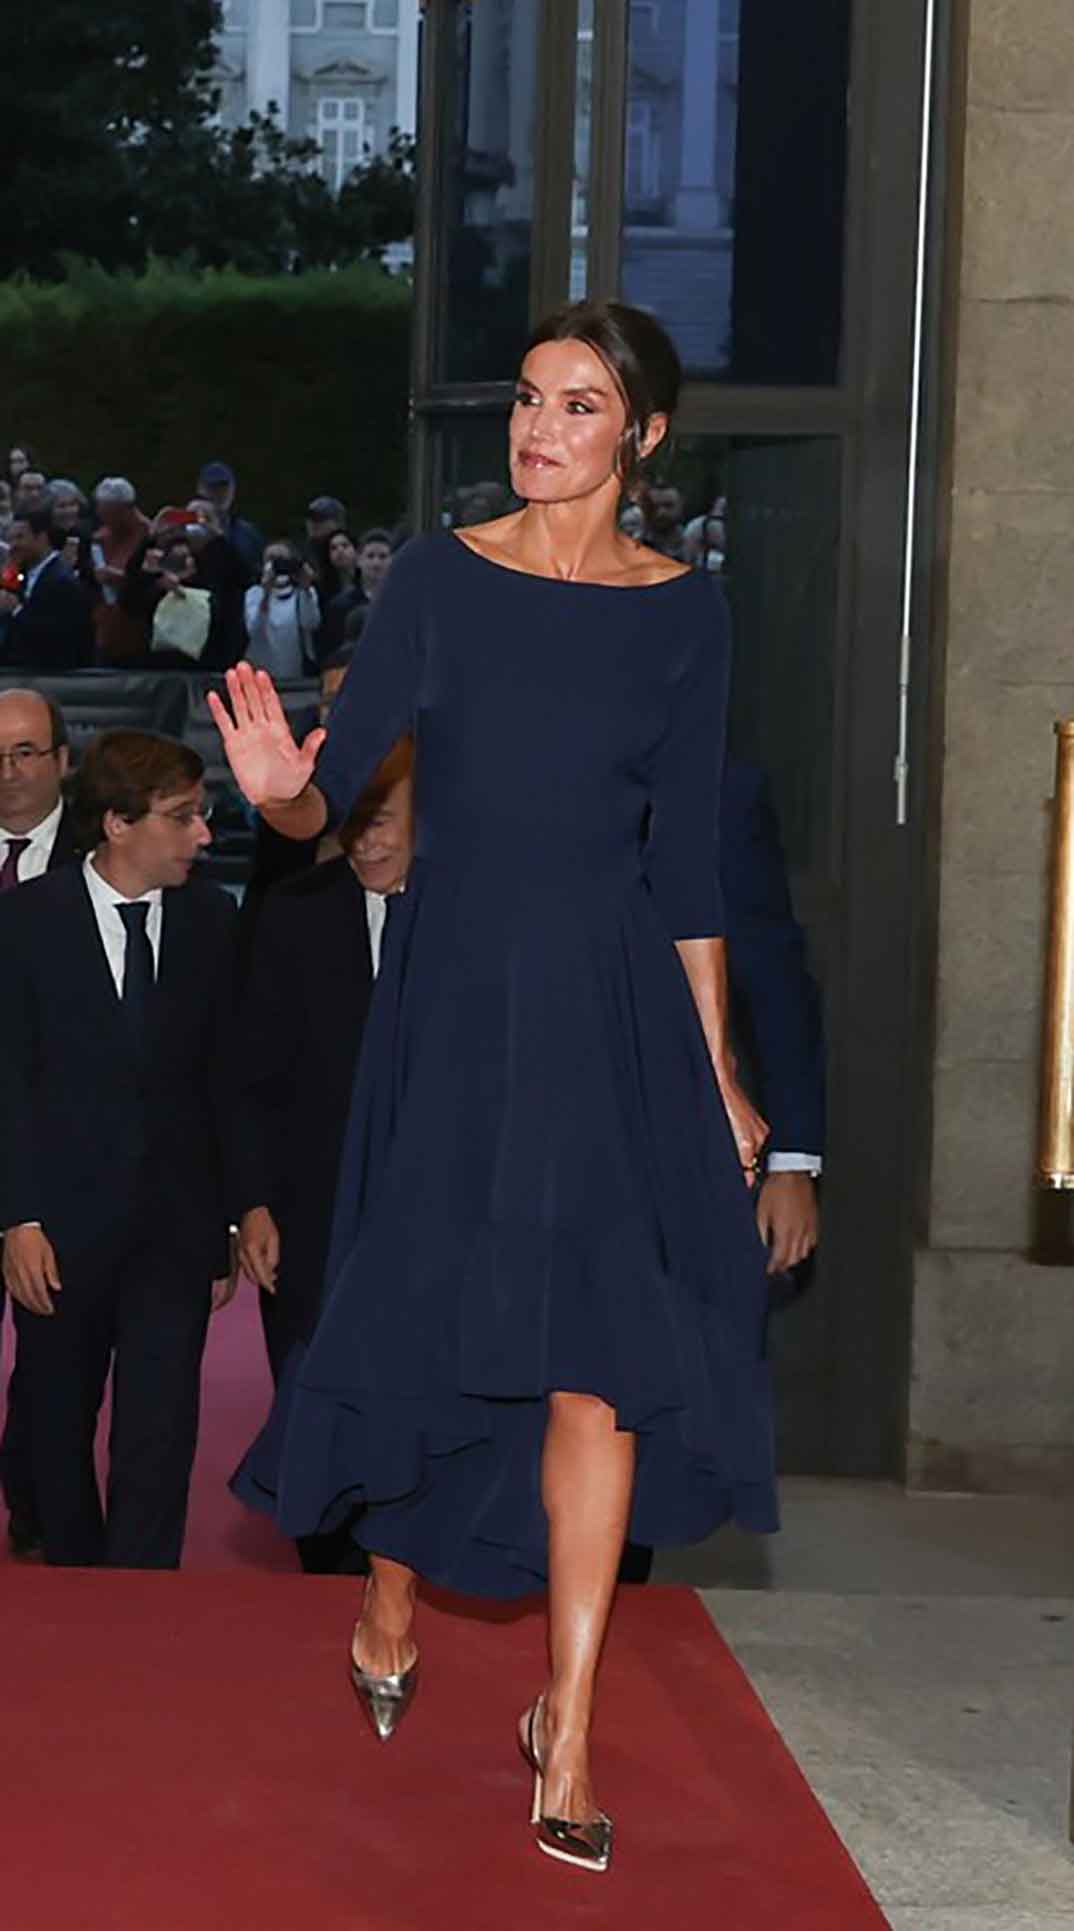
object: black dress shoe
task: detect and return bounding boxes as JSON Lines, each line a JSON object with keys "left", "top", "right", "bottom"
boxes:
{"left": 7, "top": 1513, "right": 43, "bottom": 1560}
{"left": 617, "top": 1542, "right": 654, "bottom": 1585}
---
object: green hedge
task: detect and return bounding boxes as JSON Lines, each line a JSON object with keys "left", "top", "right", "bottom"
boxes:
{"left": 0, "top": 260, "right": 413, "bottom": 540}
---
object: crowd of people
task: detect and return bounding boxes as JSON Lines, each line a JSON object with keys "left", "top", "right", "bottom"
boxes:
{"left": 0, "top": 441, "right": 728, "bottom": 680}
{"left": 0, "top": 443, "right": 403, "bottom": 677}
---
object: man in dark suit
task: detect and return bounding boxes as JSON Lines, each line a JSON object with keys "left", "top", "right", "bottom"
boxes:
{"left": 233, "top": 735, "right": 413, "bottom": 1573}
{"left": 0, "top": 688, "right": 80, "bottom": 1556}
{"left": 722, "top": 758, "right": 825, "bottom": 1281}
{"left": 0, "top": 729, "right": 238, "bottom": 1567}
{"left": 236, "top": 646, "right": 355, "bottom": 967}
{"left": 0, "top": 508, "right": 95, "bottom": 670}
{"left": 620, "top": 757, "right": 825, "bottom": 1584}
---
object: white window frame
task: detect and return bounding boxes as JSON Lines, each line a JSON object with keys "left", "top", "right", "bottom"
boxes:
{"left": 291, "top": 1, "right": 324, "bottom": 33}
{"left": 316, "top": 95, "right": 368, "bottom": 192}
{"left": 368, "top": 0, "right": 402, "bottom": 34}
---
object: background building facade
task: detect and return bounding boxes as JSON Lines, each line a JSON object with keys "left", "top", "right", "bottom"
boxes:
{"left": 215, "top": 0, "right": 420, "bottom": 181}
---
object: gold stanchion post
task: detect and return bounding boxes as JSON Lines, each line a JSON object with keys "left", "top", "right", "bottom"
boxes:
{"left": 1034, "top": 723, "right": 1074, "bottom": 1842}
{"left": 1037, "top": 722, "right": 1074, "bottom": 1190}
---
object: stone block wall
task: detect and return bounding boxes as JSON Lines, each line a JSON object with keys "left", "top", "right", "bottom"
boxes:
{"left": 910, "top": 0, "right": 1074, "bottom": 1491}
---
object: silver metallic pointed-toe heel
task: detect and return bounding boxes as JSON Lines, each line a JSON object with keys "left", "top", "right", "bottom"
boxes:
{"left": 519, "top": 1698, "right": 614, "bottom": 1874}
{"left": 349, "top": 1635, "right": 420, "bottom": 1742}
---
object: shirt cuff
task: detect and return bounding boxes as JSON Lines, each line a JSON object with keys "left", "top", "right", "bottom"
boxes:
{"left": 767, "top": 1153, "right": 823, "bottom": 1177}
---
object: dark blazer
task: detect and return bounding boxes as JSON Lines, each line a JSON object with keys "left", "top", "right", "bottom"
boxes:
{"left": 5, "top": 556, "right": 95, "bottom": 670}
{"left": 45, "top": 803, "right": 79, "bottom": 870}
{"left": 721, "top": 759, "right": 825, "bottom": 1160}
{"left": 0, "top": 866, "right": 237, "bottom": 1274}
{"left": 233, "top": 858, "right": 374, "bottom": 1346}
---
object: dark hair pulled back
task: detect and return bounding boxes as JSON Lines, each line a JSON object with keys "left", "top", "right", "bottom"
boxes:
{"left": 523, "top": 300, "right": 681, "bottom": 494}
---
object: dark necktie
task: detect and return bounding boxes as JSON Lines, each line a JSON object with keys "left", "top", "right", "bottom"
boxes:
{"left": 118, "top": 901, "right": 155, "bottom": 1039}
{"left": 0, "top": 838, "right": 31, "bottom": 893}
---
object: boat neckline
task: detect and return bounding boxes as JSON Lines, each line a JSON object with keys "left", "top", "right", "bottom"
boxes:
{"left": 448, "top": 531, "right": 697, "bottom": 593}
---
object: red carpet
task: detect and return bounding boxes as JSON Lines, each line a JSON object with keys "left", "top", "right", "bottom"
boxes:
{"left": 1, "top": 1574, "right": 886, "bottom": 1929}
{"left": 1, "top": 1294, "right": 886, "bottom": 1925}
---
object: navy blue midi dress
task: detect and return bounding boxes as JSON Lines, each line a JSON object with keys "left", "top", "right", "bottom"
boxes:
{"left": 233, "top": 532, "right": 778, "bottom": 1596}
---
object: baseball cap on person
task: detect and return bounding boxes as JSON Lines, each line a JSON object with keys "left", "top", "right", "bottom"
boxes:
{"left": 307, "top": 496, "right": 346, "bottom": 522}
{"left": 199, "top": 461, "right": 236, "bottom": 488}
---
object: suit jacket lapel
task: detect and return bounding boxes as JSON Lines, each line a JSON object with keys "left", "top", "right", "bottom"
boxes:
{"left": 47, "top": 807, "right": 78, "bottom": 871}
{"left": 156, "top": 885, "right": 192, "bottom": 1021}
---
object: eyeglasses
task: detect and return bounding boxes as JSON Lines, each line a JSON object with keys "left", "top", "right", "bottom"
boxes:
{"left": 0, "top": 744, "right": 58, "bottom": 773}
{"left": 150, "top": 804, "right": 214, "bottom": 830}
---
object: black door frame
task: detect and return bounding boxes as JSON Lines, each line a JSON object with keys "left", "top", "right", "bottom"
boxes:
{"left": 406, "top": 0, "right": 952, "bottom": 1479}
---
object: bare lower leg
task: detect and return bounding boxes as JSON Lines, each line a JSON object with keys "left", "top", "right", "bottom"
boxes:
{"left": 535, "top": 1392, "right": 636, "bottom": 1822}
{"left": 352, "top": 1553, "right": 418, "bottom": 1677}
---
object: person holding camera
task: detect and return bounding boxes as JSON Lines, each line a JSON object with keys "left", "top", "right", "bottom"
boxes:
{"left": 243, "top": 542, "right": 320, "bottom": 681}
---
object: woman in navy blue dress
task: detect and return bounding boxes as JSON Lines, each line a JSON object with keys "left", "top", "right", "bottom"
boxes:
{"left": 210, "top": 301, "right": 775, "bottom": 1874}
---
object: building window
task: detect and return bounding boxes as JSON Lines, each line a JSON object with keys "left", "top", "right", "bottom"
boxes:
{"left": 324, "top": 2, "right": 370, "bottom": 29}
{"left": 291, "top": 1, "right": 323, "bottom": 31}
{"left": 220, "top": 0, "right": 248, "bottom": 25}
{"left": 371, "top": 0, "right": 400, "bottom": 28}
{"left": 317, "top": 96, "right": 366, "bottom": 191}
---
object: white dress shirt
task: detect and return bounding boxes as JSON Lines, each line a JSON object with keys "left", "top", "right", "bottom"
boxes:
{"left": 0, "top": 797, "right": 65, "bottom": 886}
{"left": 82, "top": 855, "right": 163, "bottom": 993}
{"left": 768, "top": 1152, "right": 823, "bottom": 1178}
{"left": 364, "top": 888, "right": 390, "bottom": 977}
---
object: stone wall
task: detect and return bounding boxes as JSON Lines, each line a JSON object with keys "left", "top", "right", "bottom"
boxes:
{"left": 910, "top": 0, "right": 1074, "bottom": 1491}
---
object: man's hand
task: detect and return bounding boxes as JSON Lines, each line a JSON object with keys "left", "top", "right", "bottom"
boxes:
{"left": 211, "top": 1229, "right": 242, "bottom": 1313}
{"left": 211, "top": 1271, "right": 238, "bottom": 1313}
{"left": 756, "top": 1172, "right": 820, "bottom": 1276}
{"left": 2, "top": 1225, "right": 62, "bottom": 1316}
{"left": 238, "top": 1205, "right": 281, "bottom": 1293}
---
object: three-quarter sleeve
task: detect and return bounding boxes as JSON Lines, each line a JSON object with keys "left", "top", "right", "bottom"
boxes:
{"left": 314, "top": 537, "right": 428, "bottom": 828}
{"left": 644, "top": 582, "right": 731, "bottom": 939}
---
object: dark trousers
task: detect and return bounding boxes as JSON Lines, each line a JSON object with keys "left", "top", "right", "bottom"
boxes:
{"left": 259, "top": 1280, "right": 367, "bottom": 1576}
{"left": 13, "top": 1229, "right": 211, "bottom": 1569}
{"left": 0, "top": 1300, "right": 36, "bottom": 1529}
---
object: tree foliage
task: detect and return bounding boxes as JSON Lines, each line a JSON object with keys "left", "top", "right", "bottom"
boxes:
{"left": 0, "top": 260, "right": 413, "bottom": 537}
{"left": 0, "top": 2, "right": 415, "bottom": 280}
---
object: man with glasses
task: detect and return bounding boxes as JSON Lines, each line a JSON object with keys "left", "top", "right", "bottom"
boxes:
{"left": 0, "top": 688, "right": 77, "bottom": 886}
{"left": 0, "top": 688, "right": 78, "bottom": 1556}
{"left": 0, "top": 730, "right": 239, "bottom": 1567}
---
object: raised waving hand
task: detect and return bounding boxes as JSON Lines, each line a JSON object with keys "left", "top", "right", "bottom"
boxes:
{"left": 208, "top": 662, "right": 327, "bottom": 807}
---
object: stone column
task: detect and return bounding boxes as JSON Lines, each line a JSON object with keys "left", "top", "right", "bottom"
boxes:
{"left": 674, "top": 0, "right": 723, "bottom": 229}
{"left": 248, "top": 0, "right": 291, "bottom": 127}
{"left": 911, "top": 0, "right": 1074, "bottom": 1494}
{"left": 395, "top": 0, "right": 420, "bottom": 138}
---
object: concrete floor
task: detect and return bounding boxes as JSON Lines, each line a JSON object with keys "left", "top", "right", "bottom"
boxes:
{"left": 660, "top": 1480, "right": 1074, "bottom": 1929}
